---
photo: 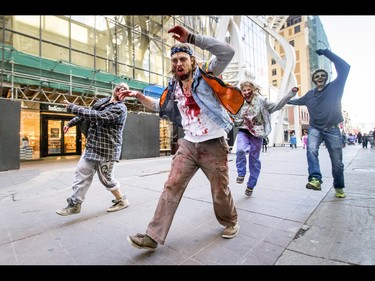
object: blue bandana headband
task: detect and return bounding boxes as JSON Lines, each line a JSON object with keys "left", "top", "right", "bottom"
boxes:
{"left": 170, "top": 47, "right": 193, "bottom": 57}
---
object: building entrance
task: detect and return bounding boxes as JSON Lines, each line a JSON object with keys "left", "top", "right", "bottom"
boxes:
{"left": 41, "top": 115, "right": 84, "bottom": 157}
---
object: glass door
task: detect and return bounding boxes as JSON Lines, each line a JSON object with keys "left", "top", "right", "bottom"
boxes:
{"left": 41, "top": 115, "right": 83, "bottom": 157}
{"left": 48, "top": 119, "right": 62, "bottom": 154}
{"left": 63, "top": 120, "right": 77, "bottom": 154}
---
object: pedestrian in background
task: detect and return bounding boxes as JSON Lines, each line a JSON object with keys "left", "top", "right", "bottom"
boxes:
{"left": 262, "top": 136, "right": 269, "bottom": 153}
{"left": 356, "top": 131, "right": 363, "bottom": 144}
{"left": 234, "top": 81, "right": 298, "bottom": 196}
{"left": 362, "top": 133, "right": 368, "bottom": 148}
{"left": 290, "top": 132, "right": 297, "bottom": 149}
{"left": 56, "top": 83, "right": 129, "bottom": 216}
{"left": 341, "top": 132, "right": 347, "bottom": 148}
{"left": 120, "top": 24, "right": 239, "bottom": 251}
{"left": 287, "top": 48, "right": 350, "bottom": 198}
{"left": 302, "top": 131, "right": 308, "bottom": 149}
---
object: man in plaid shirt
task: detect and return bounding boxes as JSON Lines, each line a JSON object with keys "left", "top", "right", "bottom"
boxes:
{"left": 56, "top": 83, "right": 129, "bottom": 216}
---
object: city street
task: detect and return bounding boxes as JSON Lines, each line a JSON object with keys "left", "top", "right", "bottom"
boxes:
{"left": 0, "top": 144, "right": 374, "bottom": 266}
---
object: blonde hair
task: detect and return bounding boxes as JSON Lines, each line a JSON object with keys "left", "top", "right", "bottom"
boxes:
{"left": 240, "top": 81, "right": 261, "bottom": 93}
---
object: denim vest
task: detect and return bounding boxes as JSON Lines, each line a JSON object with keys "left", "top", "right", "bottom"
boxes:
{"left": 159, "top": 67, "right": 234, "bottom": 133}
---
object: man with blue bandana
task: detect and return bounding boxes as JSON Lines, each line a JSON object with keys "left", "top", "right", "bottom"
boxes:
{"left": 120, "top": 24, "right": 239, "bottom": 251}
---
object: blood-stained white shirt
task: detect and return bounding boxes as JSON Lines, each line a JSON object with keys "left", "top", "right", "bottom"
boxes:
{"left": 174, "top": 82, "right": 225, "bottom": 143}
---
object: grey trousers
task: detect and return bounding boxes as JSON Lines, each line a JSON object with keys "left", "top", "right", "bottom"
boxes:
{"left": 70, "top": 155, "right": 119, "bottom": 204}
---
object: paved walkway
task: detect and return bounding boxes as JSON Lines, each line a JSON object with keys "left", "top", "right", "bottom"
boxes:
{"left": 0, "top": 144, "right": 374, "bottom": 265}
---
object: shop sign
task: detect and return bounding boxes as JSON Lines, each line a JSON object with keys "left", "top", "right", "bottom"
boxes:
{"left": 40, "top": 104, "right": 68, "bottom": 113}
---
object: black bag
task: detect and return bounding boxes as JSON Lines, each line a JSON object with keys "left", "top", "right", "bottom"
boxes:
{"left": 79, "top": 100, "right": 102, "bottom": 137}
{"left": 79, "top": 119, "right": 91, "bottom": 137}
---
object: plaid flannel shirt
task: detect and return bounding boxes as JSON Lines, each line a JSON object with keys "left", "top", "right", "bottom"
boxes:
{"left": 66, "top": 97, "right": 127, "bottom": 162}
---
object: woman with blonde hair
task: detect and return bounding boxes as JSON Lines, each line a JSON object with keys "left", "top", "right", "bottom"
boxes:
{"left": 235, "top": 81, "right": 298, "bottom": 196}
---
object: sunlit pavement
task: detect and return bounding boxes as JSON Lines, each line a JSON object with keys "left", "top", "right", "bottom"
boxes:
{"left": 0, "top": 144, "right": 374, "bottom": 265}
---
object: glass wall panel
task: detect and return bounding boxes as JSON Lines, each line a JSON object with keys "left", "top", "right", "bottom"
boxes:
{"left": 161, "top": 16, "right": 175, "bottom": 47}
{"left": 70, "top": 16, "right": 95, "bottom": 54}
{"left": 163, "top": 76, "right": 169, "bottom": 87}
{"left": 150, "top": 15, "right": 163, "bottom": 25}
{"left": 150, "top": 73, "right": 164, "bottom": 87}
{"left": 13, "top": 16, "right": 40, "bottom": 38}
{"left": 47, "top": 119, "right": 62, "bottom": 154}
{"left": 149, "top": 39, "right": 163, "bottom": 74}
{"left": 134, "top": 15, "right": 150, "bottom": 33}
{"left": 64, "top": 119, "right": 77, "bottom": 153}
{"left": 41, "top": 41, "right": 69, "bottom": 61}
{"left": 20, "top": 108, "right": 40, "bottom": 160}
{"left": 116, "top": 23, "right": 134, "bottom": 70}
{"left": 163, "top": 56, "right": 171, "bottom": 78}
{"left": 134, "top": 68, "right": 149, "bottom": 82}
{"left": 2, "top": 16, "right": 14, "bottom": 46}
{"left": 95, "top": 16, "right": 115, "bottom": 69}
{"left": 71, "top": 50, "right": 94, "bottom": 69}
{"left": 96, "top": 57, "right": 114, "bottom": 74}
{"left": 41, "top": 16, "right": 69, "bottom": 47}
{"left": 133, "top": 28, "right": 150, "bottom": 81}
{"left": 118, "top": 62, "right": 133, "bottom": 79}
{"left": 12, "top": 35, "right": 40, "bottom": 56}
{"left": 116, "top": 15, "right": 132, "bottom": 27}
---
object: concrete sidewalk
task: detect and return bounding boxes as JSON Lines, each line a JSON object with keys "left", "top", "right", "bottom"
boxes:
{"left": 0, "top": 144, "right": 374, "bottom": 265}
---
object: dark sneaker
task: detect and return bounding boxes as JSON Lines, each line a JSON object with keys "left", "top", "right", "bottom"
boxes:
{"left": 56, "top": 198, "right": 81, "bottom": 216}
{"left": 222, "top": 222, "right": 240, "bottom": 239}
{"left": 245, "top": 187, "right": 253, "bottom": 196}
{"left": 236, "top": 176, "right": 245, "bottom": 184}
{"left": 107, "top": 198, "right": 129, "bottom": 212}
{"left": 127, "top": 233, "right": 158, "bottom": 251}
{"left": 335, "top": 188, "right": 346, "bottom": 198}
{"left": 306, "top": 177, "right": 321, "bottom": 190}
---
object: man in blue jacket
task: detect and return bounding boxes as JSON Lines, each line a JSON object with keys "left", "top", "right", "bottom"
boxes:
{"left": 288, "top": 49, "right": 350, "bottom": 198}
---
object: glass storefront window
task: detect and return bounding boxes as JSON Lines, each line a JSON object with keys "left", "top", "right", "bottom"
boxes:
{"left": 63, "top": 120, "right": 77, "bottom": 154}
{"left": 160, "top": 119, "right": 172, "bottom": 153}
{"left": 47, "top": 119, "right": 62, "bottom": 154}
{"left": 20, "top": 108, "right": 40, "bottom": 160}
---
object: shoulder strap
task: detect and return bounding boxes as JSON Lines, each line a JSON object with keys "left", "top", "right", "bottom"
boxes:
{"left": 159, "top": 87, "right": 168, "bottom": 108}
{"left": 159, "top": 80, "right": 175, "bottom": 108}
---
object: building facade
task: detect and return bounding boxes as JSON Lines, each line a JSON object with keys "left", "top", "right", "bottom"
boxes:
{"left": 1, "top": 15, "right": 272, "bottom": 167}
{"left": 268, "top": 15, "right": 354, "bottom": 145}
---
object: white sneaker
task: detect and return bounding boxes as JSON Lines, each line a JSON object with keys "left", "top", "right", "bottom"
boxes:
{"left": 107, "top": 198, "right": 129, "bottom": 212}
{"left": 222, "top": 222, "right": 240, "bottom": 239}
{"left": 56, "top": 198, "right": 81, "bottom": 216}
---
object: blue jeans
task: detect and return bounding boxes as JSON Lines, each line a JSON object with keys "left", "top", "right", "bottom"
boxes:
{"left": 307, "top": 126, "right": 345, "bottom": 188}
{"left": 235, "top": 130, "right": 263, "bottom": 188}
